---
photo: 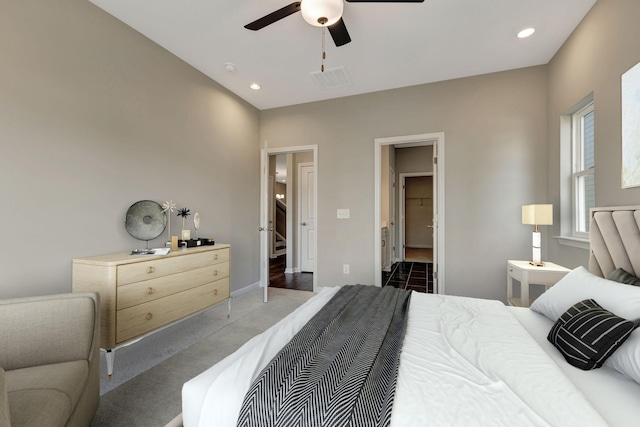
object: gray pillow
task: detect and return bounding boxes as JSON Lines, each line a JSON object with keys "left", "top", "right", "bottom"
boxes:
{"left": 607, "top": 268, "right": 640, "bottom": 287}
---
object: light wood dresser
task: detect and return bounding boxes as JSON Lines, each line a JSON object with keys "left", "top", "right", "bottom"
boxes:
{"left": 72, "top": 244, "right": 230, "bottom": 377}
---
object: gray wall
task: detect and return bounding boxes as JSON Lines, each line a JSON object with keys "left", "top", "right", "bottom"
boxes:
{"left": 547, "top": 0, "right": 640, "bottom": 268}
{"left": 260, "top": 66, "right": 548, "bottom": 301}
{"left": 5, "top": 0, "right": 634, "bottom": 303}
{"left": 0, "top": 0, "right": 260, "bottom": 298}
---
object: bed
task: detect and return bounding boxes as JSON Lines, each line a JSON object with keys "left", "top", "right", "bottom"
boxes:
{"left": 182, "top": 205, "right": 640, "bottom": 426}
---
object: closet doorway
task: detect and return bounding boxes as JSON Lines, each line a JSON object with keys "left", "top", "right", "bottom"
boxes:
{"left": 400, "top": 174, "right": 434, "bottom": 263}
{"left": 374, "top": 132, "right": 445, "bottom": 294}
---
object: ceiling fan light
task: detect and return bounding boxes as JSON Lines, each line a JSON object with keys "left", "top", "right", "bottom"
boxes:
{"left": 301, "top": 0, "right": 343, "bottom": 27}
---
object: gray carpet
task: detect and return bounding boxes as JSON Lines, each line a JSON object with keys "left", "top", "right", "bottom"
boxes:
{"left": 91, "top": 287, "right": 314, "bottom": 427}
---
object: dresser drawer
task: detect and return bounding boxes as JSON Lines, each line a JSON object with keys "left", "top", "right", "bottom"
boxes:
{"left": 116, "top": 282, "right": 219, "bottom": 343}
{"left": 211, "top": 276, "right": 230, "bottom": 304}
{"left": 117, "top": 251, "right": 215, "bottom": 286}
{"left": 209, "top": 248, "right": 230, "bottom": 265}
{"left": 211, "top": 261, "right": 229, "bottom": 281}
{"left": 117, "top": 265, "right": 224, "bottom": 310}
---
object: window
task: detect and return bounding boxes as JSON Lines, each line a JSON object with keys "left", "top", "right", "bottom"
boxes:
{"left": 571, "top": 102, "right": 595, "bottom": 238}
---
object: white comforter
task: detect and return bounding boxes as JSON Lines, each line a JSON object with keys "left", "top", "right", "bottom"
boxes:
{"left": 182, "top": 288, "right": 608, "bottom": 427}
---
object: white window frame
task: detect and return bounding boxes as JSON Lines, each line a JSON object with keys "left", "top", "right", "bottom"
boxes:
{"left": 571, "top": 102, "right": 594, "bottom": 240}
{"left": 556, "top": 94, "right": 594, "bottom": 250}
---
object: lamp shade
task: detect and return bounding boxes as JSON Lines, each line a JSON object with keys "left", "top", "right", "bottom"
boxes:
{"left": 522, "top": 204, "right": 553, "bottom": 226}
{"left": 300, "top": 0, "right": 343, "bottom": 27}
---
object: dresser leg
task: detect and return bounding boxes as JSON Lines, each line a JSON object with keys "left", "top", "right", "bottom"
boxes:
{"left": 106, "top": 349, "right": 114, "bottom": 380}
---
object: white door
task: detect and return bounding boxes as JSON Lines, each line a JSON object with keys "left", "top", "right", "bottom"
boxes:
{"left": 299, "top": 162, "right": 315, "bottom": 272}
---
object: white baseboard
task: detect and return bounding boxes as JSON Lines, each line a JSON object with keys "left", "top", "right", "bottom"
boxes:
{"left": 231, "top": 281, "right": 261, "bottom": 298}
{"left": 284, "top": 268, "right": 294, "bottom": 274}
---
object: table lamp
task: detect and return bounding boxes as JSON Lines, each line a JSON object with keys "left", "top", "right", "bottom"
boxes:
{"left": 522, "top": 204, "right": 553, "bottom": 266}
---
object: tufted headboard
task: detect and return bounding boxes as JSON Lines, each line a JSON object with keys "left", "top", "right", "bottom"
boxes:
{"left": 589, "top": 205, "right": 640, "bottom": 278}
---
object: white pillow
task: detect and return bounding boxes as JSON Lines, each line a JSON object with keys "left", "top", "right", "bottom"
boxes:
{"left": 605, "top": 329, "right": 640, "bottom": 385}
{"left": 529, "top": 266, "right": 640, "bottom": 321}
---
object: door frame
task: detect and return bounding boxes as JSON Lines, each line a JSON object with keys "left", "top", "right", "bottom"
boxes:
{"left": 374, "top": 132, "right": 445, "bottom": 294}
{"left": 399, "top": 172, "right": 433, "bottom": 262}
{"left": 260, "top": 144, "right": 318, "bottom": 302}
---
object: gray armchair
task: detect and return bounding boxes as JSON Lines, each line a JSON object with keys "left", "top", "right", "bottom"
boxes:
{"left": 0, "top": 292, "right": 100, "bottom": 427}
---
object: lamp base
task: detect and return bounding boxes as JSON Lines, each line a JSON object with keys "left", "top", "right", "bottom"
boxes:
{"left": 529, "top": 261, "right": 546, "bottom": 267}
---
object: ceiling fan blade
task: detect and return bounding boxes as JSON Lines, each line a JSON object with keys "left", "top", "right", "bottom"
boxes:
{"left": 244, "top": 2, "right": 302, "bottom": 31}
{"left": 346, "top": 0, "right": 424, "bottom": 2}
{"left": 328, "top": 18, "right": 351, "bottom": 47}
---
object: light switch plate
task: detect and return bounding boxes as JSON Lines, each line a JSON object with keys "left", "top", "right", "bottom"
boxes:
{"left": 337, "top": 208, "right": 350, "bottom": 219}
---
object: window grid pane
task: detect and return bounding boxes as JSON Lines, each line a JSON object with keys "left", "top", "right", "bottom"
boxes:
{"left": 576, "top": 172, "right": 595, "bottom": 233}
{"left": 582, "top": 110, "right": 595, "bottom": 170}
{"left": 572, "top": 102, "right": 594, "bottom": 237}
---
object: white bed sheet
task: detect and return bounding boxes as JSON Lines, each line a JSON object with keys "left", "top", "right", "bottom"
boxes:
{"left": 507, "top": 305, "right": 640, "bottom": 427}
{"left": 183, "top": 289, "right": 611, "bottom": 427}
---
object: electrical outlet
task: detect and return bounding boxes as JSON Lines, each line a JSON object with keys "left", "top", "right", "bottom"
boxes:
{"left": 343, "top": 264, "right": 350, "bottom": 274}
{"left": 337, "top": 209, "right": 350, "bottom": 219}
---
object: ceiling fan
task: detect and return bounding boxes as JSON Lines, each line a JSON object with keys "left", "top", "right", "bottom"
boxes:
{"left": 244, "top": 0, "right": 425, "bottom": 48}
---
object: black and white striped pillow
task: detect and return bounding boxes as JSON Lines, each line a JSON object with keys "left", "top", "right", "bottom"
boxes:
{"left": 548, "top": 299, "right": 635, "bottom": 370}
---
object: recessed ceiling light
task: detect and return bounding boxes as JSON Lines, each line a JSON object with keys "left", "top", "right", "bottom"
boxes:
{"left": 250, "top": 83, "right": 261, "bottom": 90}
{"left": 517, "top": 28, "right": 535, "bottom": 39}
{"left": 223, "top": 62, "right": 237, "bottom": 72}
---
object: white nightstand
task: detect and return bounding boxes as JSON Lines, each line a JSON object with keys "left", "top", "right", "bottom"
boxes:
{"left": 507, "top": 260, "right": 570, "bottom": 307}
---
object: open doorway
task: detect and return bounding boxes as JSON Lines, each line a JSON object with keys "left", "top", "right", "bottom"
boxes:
{"left": 401, "top": 174, "right": 433, "bottom": 263}
{"left": 394, "top": 173, "right": 435, "bottom": 293}
{"left": 268, "top": 154, "right": 313, "bottom": 292}
{"left": 374, "top": 133, "right": 445, "bottom": 294}
{"left": 260, "top": 146, "right": 317, "bottom": 301}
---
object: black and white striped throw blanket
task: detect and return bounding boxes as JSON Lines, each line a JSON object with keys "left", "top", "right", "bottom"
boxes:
{"left": 236, "top": 285, "right": 412, "bottom": 427}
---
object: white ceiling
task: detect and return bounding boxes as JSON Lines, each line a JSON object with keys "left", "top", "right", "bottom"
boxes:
{"left": 89, "top": 0, "right": 597, "bottom": 110}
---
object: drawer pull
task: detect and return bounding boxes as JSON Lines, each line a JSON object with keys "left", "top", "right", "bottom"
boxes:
{"left": 147, "top": 266, "right": 155, "bottom": 274}
{"left": 146, "top": 287, "right": 154, "bottom": 294}
{"left": 214, "top": 254, "right": 219, "bottom": 260}
{"left": 213, "top": 270, "right": 219, "bottom": 276}
{"left": 145, "top": 313, "right": 153, "bottom": 320}
{"left": 214, "top": 289, "right": 218, "bottom": 295}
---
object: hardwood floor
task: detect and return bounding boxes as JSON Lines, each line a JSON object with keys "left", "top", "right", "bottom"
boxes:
{"left": 269, "top": 255, "right": 313, "bottom": 292}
